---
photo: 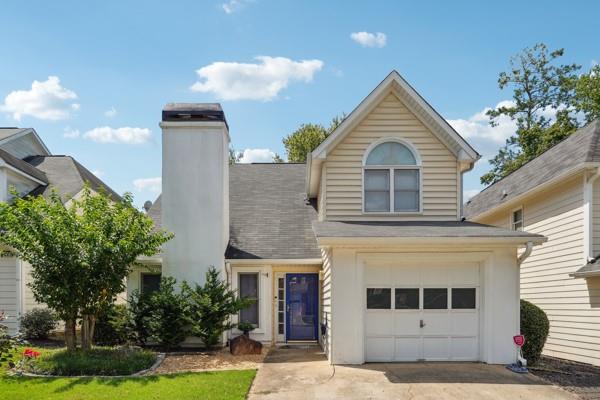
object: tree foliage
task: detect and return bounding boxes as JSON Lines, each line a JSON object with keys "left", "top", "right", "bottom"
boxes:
{"left": 283, "top": 115, "right": 345, "bottom": 162}
{"left": 482, "top": 43, "right": 581, "bottom": 185}
{"left": 0, "top": 187, "right": 172, "bottom": 351}
{"left": 183, "top": 267, "right": 253, "bottom": 349}
{"left": 575, "top": 65, "right": 600, "bottom": 123}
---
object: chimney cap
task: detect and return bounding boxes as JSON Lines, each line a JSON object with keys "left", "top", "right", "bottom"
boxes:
{"left": 162, "top": 103, "right": 228, "bottom": 129}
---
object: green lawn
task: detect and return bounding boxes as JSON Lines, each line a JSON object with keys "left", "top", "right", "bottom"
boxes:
{"left": 0, "top": 370, "right": 257, "bottom": 400}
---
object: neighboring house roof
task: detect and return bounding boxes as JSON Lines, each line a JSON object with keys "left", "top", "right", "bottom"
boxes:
{"left": 0, "top": 128, "right": 26, "bottom": 141}
{"left": 465, "top": 120, "right": 600, "bottom": 220}
{"left": 0, "top": 148, "right": 48, "bottom": 183}
{"left": 147, "top": 164, "right": 321, "bottom": 260}
{"left": 571, "top": 258, "right": 600, "bottom": 278}
{"left": 312, "top": 220, "right": 545, "bottom": 245}
{"left": 0, "top": 127, "right": 51, "bottom": 155}
{"left": 26, "top": 156, "right": 121, "bottom": 201}
{"left": 306, "top": 70, "right": 480, "bottom": 196}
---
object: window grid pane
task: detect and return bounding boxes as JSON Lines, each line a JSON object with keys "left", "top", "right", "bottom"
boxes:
{"left": 423, "top": 288, "right": 448, "bottom": 309}
{"left": 366, "top": 142, "right": 417, "bottom": 165}
{"left": 365, "top": 169, "right": 390, "bottom": 212}
{"left": 395, "top": 288, "right": 419, "bottom": 309}
{"left": 366, "top": 288, "right": 391, "bottom": 309}
{"left": 452, "top": 288, "right": 476, "bottom": 309}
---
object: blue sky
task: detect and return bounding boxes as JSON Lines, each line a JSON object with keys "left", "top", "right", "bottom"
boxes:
{"left": 1, "top": 0, "right": 599, "bottom": 206}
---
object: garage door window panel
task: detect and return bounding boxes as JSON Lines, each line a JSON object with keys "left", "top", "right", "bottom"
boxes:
{"left": 366, "top": 288, "right": 391, "bottom": 309}
{"left": 423, "top": 288, "right": 448, "bottom": 309}
{"left": 452, "top": 288, "right": 476, "bottom": 309}
{"left": 395, "top": 288, "right": 419, "bottom": 309}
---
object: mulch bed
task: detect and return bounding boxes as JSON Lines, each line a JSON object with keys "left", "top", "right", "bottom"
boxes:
{"left": 530, "top": 356, "right": 600, "bottom": 400}
{"left": 150, "top": 347, "right": 268, "bottom": 374}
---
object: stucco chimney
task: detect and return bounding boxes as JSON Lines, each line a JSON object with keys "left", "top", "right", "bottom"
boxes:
{"left": 160, "top": 103, "right": 230, "bottom": 285}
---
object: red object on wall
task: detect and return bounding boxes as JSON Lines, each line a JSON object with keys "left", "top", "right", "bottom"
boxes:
{"left": 514, "top": 335, "right": 525, "bottom": 347}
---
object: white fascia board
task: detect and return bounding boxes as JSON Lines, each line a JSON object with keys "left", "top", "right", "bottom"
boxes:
{"left": 315, "top": 236, "right": 546, "bottom": 247}
{"left": 226, "top": 258, "right": 323, "bottom": 265}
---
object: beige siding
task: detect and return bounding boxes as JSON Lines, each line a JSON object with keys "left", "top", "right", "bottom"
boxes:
{"left": 321, "top": 248, "right": 332, "bottom": 359}
{"left": 324, "top": 92, "right": 459, "bottom": 221}
{"left": 593, "top": 179, "right": 600, "bottom": 255}
{"left": 0, "top": 255, "right": 18, "bottom": 333}
{"left": 477, "top": 175, "right": 600, "bottom": 366}
{"left": 21, "top": 260, "right": 42, "bottom": 313}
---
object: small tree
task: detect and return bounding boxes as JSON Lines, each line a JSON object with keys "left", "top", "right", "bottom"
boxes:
{"left": 0, "top": 187, "right": 172, "bottom": 351}
{"left": 520, "top": 299, "right": 550, "bottom": 365}
{"left": 183, "top": 267, "right": 253, "bottom": 349}
{"left": 282, "top": 115, "right": 344, "bottom": 163}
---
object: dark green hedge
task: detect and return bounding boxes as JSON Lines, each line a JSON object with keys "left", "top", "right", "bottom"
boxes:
{"left": 520, "top": 299, "right": 550, "bottom": 365}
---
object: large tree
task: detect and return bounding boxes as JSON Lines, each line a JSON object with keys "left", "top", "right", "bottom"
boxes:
{"left": 575, "top": 65, "right": 600, "bottom": 123}
{"left": 482, "top": 43, "right": 581, "bottom": 185}
{"left": 283, "top": 115, "right": 345, "bottom": 163}
{"left": 0, "top": 187, "right": 172, "bottom": 351}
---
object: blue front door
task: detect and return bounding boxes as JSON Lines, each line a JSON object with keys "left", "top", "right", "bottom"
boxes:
{"left": 285, "top": 273, "right": 319, "bottom": 341}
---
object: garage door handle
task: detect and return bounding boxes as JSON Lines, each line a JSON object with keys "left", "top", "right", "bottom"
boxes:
{"left": 420, "top": 319, "right": 426, "bottom": 328}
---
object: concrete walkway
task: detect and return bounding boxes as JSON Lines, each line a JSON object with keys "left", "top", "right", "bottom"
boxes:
{"left": 248, "top": 346, "right": 578, "bottom": 400}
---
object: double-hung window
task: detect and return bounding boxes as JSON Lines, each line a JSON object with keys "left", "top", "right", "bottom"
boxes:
{"left": 363, "top": 140, "right": 421, "bottom": 213}
{"left": 512, "top": 208, "right": 523, "bottom": 231}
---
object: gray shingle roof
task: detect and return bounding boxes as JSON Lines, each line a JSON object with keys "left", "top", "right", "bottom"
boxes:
{"left": 0, "top": 148, "right": 48, "bottom": 183}
{"left": 26, "top": 156, "right": 121, "bottom": 201}
{"left": 312, "top": 220, "right": 545, "bottom": 240}
{"left": 465, "top": 120, "right": 600, "bottom": 219}
{"left": 146, "top": 164, "right": 320, "bottom": 260}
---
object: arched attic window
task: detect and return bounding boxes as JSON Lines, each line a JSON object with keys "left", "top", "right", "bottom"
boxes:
{"left": 363, "top": 139, "right": 421, "bottom": 213}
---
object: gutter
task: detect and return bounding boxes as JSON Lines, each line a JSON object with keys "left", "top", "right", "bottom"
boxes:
{"left": 583, "top": 167, "right": 600, "bottom": 263}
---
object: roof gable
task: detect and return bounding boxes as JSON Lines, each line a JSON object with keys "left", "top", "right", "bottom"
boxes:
{"left": 0, "top": 128, "right": 51, "bottom": 158}
{"left": 306, "top": 71, "right": 479, "bottom": 196}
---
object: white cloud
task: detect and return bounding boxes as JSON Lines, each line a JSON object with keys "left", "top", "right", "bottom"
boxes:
{"left": 222, "top": 0, "right": 251, "bottom": 13}
{"left": 133, "top": 177, "right": 162, "bottom": 193}
{"left": 1, "top": 76, "right": 79, "bottom": 121}
{"left": 104, "top": 106, "right": 117, "bottom": 118}
{"left": 190, "top": 56, "right": 324, "bottom": 101}
{"left": 463, "top": 189, "right": 480, "bottom": 201}
{"left": 83, "top": 126, "right": 151, "bottom": 144}
{"left": 447, "top": 100, "right": 517, "bottom": 144}
{"left": 63, "top": 127, "right": 80, "bottom": 139}
{"left": 238, "top": 148, "right": 276, "bottom": 163}
{"left": 350, "top": 31, "right": 387, "bottom": 48}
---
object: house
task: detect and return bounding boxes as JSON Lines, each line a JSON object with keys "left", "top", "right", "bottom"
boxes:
{"left": 135, "top": 71, "right": 545, "bottom": 365}
{"left": 0, "top": 128, "right": 120, "bottom": 334}
{"left": 465, "top": 120, "right": 600, "bottom": 367}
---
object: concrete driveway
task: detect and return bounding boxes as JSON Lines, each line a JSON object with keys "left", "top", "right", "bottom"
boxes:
{"left": 248, "top": 346, "right": 577, "bottom": 400}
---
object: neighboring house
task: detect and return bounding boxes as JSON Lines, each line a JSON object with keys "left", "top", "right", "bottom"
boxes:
{"left": 465, "top": 120, "right": 600, "bottom": 367}
{"left": 0, "top": 127, "right": 120, "bottom": 334}
{"left": 136, "top": 71, "right": 544, "bottom": 365}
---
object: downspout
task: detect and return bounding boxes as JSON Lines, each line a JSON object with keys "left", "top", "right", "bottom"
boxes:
{"left": 15, "top": 258, "right": 23, "bottom": 332}
{"left": 583, "top": 167, "right": 600, "bottom": 263}
{"left": 517, "top": 241, "right": 534, "bottom": 266}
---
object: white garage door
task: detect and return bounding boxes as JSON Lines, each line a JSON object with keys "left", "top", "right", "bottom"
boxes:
{"left": 0, "top": 257, "right": 18, "bottom": 334}
{"left": 364, "top": 260, "right": 480, "bottom": 362}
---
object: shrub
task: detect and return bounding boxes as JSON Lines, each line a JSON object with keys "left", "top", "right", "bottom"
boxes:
{"left": 129, "top": 277, "right": 189, "bottom": 349}
{"left": 183, "top": 267, "right": 253, "bottom": 349}
{"left": 94, "top": 304, "right": 129, "bottom": 346}
{"left": 520, "top": 299, "right": 550, "bottom": 365}
{"left": 20, "top": 308, "right": 58, "bottom": 339}
{"left": 0, "top": 311, "right": 17, "bottom": 361}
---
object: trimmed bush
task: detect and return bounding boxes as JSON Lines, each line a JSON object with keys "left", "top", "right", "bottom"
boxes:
{"left": 94, "top": 304, "right": 129, "bottom": 346}
{"left": 129, "top": 277, "right": 189, "bottom": 349}
{"left": 520, "top": 299, "right": 550, "bottom": 365}
{"left": 20, "top": 308, "right": 58, "bottom": 339}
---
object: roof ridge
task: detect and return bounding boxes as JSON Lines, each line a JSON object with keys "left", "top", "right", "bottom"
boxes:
{"left": 584, "top": 120, "right": 600, "bottom": 163}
